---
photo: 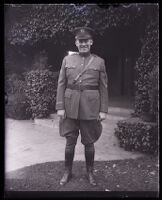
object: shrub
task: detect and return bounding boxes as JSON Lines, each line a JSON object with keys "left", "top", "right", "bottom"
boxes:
{"left": 5, "top": 73, "right": 31, "bottom": 119}
{"left": 114, "top": 118, "right": 158, "bottom": 155}
{"left": 5, "top": 93, "right": 31, "bottom": 120}
{"left": 148, "top": 65, "right": 159, "bottom": 121}
{"left": 24, "top": 69, "right": 59, "bottom": 119}
{"left": 134, "top": 18, "right": 159, "bottom": 122}
{"left": 5, "top": 73, "right": 24, "bottom": 94}
{"left": 32, "top": 50, "right": 48, "bottom": 70}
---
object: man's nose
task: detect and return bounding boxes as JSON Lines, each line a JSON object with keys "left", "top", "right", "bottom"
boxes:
{"left": 81, "top": 41, "right": 87, "bottom": 45}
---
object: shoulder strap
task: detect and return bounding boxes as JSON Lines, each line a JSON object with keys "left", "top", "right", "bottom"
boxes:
{"left": 73, "top": 56, "right": 94, "bottom": 84}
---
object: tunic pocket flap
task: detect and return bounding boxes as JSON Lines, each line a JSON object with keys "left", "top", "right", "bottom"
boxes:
{"left": 88, "top": 66, "right": 100, "bottom": 71}
{"left": 88, "top": 92, "right": 99, "bottom": 100}
{"left": 65, "top": 65, "right": 76, "bottom": 69}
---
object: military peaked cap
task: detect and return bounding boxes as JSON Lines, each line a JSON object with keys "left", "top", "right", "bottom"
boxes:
{"left": 73, "top": 27, "right": 94, "bottom": 40}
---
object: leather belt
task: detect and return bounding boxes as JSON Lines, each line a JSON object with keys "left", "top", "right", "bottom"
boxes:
{"left": 67, "top": 84, "right": 99, "bottom": 91}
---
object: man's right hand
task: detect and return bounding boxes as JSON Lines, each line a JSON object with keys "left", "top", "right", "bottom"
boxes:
{"left": 57, "top": 110, "right": 66, "bottom": 119}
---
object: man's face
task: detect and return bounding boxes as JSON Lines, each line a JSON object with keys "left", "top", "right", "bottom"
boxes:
{"left": 75, "top": 39, "right": 93, "bottom": 53}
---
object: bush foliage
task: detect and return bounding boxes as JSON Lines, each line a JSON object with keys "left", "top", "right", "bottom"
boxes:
{"left": 24, "top": 69, "right": 59, "bottom": 119}
{"left": 6, "top": 4, "right": 151, "bottom": 45}
{"left": 5, "top": 73, "right": 25, "bottom": 94}
{"left": 114, "top": 118, "right": 158, "bottom": 155}
{"left": 5, "top": 94, "right": 31, "bottom": 120}
{"left": 5, "top": 73, "right": 31, "bottom": 119}
{"left": 134, "top": 16, "right": 159, "bottom": 121}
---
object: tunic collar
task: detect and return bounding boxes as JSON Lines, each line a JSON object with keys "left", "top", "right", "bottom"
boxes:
{"left": 79, "top": 52, "right": 91, "bottom": 57}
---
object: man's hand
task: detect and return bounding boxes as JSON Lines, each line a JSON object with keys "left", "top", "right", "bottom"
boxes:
{"left": 99, "top": 112, "right": 107, "bottom": 121}
{"left": 57, "top": 110, "right": 66, "bottom": 119}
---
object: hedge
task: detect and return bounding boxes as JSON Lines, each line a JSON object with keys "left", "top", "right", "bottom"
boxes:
{"left": 5, "top": 100, "right": 31, "bottom": 120}
{"left": 134, "top": 18, "right": 159, "bottom": 121}
{"left": 114, "top": 117, "right": 158, "bottom": 155}
{"left": 24, "top": 69, "right": 59, "bottom": 119}
{"left": 5, "top": 74, "right": 31, "bottom": 120}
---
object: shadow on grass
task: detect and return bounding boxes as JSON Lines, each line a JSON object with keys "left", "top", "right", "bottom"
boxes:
{"left": 5, "top": 156, "right": 159, "bottom": 196}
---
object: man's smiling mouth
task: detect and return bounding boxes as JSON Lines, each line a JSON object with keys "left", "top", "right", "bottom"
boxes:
{"left": 80, "top": 46, "right": 88, "bottom": 48}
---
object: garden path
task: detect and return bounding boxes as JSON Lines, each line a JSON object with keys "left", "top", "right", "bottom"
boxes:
{"left": 5, "top": 107, "right": 143, "bottom": 172}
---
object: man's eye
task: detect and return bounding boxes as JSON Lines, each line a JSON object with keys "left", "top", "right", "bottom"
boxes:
{"left": 79, "top": 40, "right": 88, "bottom": 43}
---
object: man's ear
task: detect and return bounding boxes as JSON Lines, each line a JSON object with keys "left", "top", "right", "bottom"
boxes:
{"left": 75, "top": 40, "right": 79, "bottom": 47}
{"left": 89, "top": 39, "right": 93, "bottom": 45}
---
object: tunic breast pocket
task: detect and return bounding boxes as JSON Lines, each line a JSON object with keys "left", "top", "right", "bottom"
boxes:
{"left": 85, "top": 67, "right": 100, "bottom": 79}
{"left": 65, "top": 65, "right": 76, "bottom": 77}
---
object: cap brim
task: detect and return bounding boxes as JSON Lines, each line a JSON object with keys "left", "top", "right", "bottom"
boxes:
{"left": 75, "top": 35, "right": 92, "bottom": 40}
{"left": 72, "top": 27, "right": 94, "bottom": 35}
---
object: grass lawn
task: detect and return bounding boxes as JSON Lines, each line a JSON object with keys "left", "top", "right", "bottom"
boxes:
{"left": 5, "top": 155, "right": 159, "bottom": 197}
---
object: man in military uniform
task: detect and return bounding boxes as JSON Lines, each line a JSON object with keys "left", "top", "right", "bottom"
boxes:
{"left": 56, "top": 27, "right": 108, "bottom": 186}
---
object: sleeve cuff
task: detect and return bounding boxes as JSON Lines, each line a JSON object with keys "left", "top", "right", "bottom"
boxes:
{"left": 56, "top": 102, "right": 64, "bottom": 110}
{"left": 100, "top": 106, "right": 108, "bottom": 113}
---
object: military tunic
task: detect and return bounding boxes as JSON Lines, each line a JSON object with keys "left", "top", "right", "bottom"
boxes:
{"left": 56, "top": 53, "right": 108, "bottom": 120}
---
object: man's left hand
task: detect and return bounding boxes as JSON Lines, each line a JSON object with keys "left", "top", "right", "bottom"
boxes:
{"left": 99, "top": 112, "right": 107, "bottom": 121}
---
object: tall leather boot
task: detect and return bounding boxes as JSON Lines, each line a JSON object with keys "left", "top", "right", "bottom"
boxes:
{"left": 85, "top": 144, "right": 97, "bottom": 186}
{"left": 60, "top": 147, "right": 74, "bottom": 186}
